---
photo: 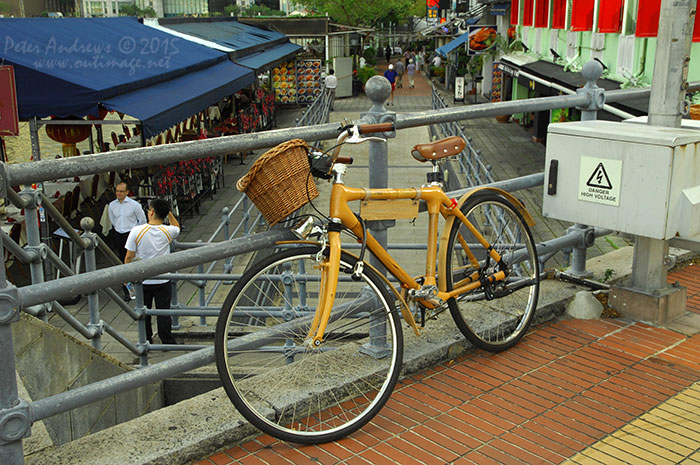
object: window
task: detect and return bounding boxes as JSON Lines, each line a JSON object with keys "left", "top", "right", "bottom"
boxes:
{"left": 571, "top": 0, "right": 594, "bottom": 31}
{"left": 535, "top": 0, "right": 550, "bottom": 27}
{"left": 635, "top": 0, "right": 660, "bottom": 37}
{"left": 598, "top": 0, "right": 623, "bottom": 32}
{"left": 551, "top": 0, "right": 567, "bottom": 28}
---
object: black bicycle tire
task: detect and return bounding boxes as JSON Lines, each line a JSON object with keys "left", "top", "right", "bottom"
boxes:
{"left": 445, "top": 192, "right": 539, "bottom": 351}
{"left": 214, "top": 245, "right": 403, "bottom": 443}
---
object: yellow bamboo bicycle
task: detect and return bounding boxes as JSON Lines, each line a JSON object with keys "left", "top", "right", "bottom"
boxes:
{"left": 215, "top": 122, "right": 540, "bottom": 444}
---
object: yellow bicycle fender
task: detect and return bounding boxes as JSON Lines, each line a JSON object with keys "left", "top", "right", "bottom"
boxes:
{"left": 437, "top": 187, "right": 535, "bottom": 292}
{"left": 454, "top": 187, "right": 535, "bottom": 227}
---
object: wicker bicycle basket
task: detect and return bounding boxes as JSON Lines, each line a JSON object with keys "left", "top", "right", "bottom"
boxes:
{"left": 236, "top": 139, "right": 318, "bottom": 226}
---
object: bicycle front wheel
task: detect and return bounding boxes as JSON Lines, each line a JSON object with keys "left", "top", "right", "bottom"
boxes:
{"left": 445, "top": 192, "right": 539, "bottom": 351}
{"left": 215, "top": 245, "right": 403, "bottom": 444}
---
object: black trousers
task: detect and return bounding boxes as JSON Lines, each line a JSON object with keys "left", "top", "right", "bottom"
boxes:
{"left": 113, "top": 230, "right": 129, "bottom": 263}
{"left": 114, "top": 230, "right": 130, "bottom": 297}
{"left": 143, "top": 282, "right": 175, "bottom": 344}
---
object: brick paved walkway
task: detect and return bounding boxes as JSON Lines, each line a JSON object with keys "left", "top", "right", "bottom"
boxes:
{"left": 194, "top": 263, "right": 700, "bottom": 465}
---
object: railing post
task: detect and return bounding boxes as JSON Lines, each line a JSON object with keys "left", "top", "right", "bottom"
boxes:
{"left": 0, "top": 164, "right": 29, "bottom": 465}
{"left": 134, "top": 282, "right": 149, "bottom": 367}
{"left": 359, "top": 75, "right": 396, "bottom": 356}
{"left": 222, "top": 207, "right": 234, "bottom": 284}
{"left": 81, "top": 217, "right": 103, "bottom": 350}
{"left": 197, "top": 240, "right": 207, "bottom": 326}
{"left": 568, "top": 60, "right": 606, "bottom": 277}
{"left": 19, "top": 188, "right": 48, "bottom": 320}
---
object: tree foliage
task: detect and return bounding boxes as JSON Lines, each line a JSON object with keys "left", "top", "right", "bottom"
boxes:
{"left": 119, "top": 4, "right": 157, "bottom": 17}
{"left": 295, "top": 0, "right": 424, "bottom": 27}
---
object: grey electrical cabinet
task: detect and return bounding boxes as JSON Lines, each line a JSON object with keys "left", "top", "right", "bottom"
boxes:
{"left": 542, "top": 120, "right": 700, "bottom": 241}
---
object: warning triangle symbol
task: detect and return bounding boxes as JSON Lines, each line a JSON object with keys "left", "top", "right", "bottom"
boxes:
{"left": 586, "top": 162, "right": 613, "bottom": 189}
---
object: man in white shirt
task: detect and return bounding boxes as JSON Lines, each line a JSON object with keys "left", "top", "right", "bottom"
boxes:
{"left": 432, "top": 54, "right": 442, "bottom": 68}
{"left": 125, "top": 198, "right": 180, "bottom": 345}
{"left": 108, "top": 182, "right": 146, "bottom": 300}
{"left": 324, "top": 69, "right": 338, "bottom": 110}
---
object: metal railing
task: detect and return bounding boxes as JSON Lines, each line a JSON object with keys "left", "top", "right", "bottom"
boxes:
{"left": 1, "top": 60, "right": 697, "bottom": 464}
{"left": 430, "top": 82, "right": 496, "bottom": 189}
{"left": 295, "top": 87, "right": 333, "bottom": 127}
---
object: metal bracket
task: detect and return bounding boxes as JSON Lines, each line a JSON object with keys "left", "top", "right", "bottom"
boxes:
{"left": 575, "top": 86, "right": 606, "bottom": 112}
{"left": 567, "top": 224, "right": 596, "bottom": 248}
{"left": 0, "top": 399, "right": 32, "bottom": 445}
{"left": 0, "top": 285, "right": 21, "bottom": 325}
{"left": 24, "top": 245, "right": 47, "bottom": 263}
{"left": 87, "top": 321, "right": 104, "bottom": 337}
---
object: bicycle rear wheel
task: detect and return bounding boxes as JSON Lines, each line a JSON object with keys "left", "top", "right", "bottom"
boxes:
{"left": 215, "top": 245, "right": 403, "bottom": 444}
{"left": 445, "top": 192, "right": 539, "bottom": 351}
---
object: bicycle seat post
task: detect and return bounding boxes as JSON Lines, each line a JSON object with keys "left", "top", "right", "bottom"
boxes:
{"left": 426, "top": 161, "right": 444, "bottom": 187}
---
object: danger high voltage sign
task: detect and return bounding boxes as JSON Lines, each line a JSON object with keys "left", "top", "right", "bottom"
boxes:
{"left": 578, "top": 156, "right": 622, "bottom": 206}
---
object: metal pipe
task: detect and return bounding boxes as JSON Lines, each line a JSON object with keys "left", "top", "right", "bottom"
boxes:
{"left": 43, "top": 245, "right": 140, "bottom": 319}
{"left": 38, "top": 192, "right": 90, "bottom": 249}
{"left": 16, "top": 229, "right": 296, "bottom": 308}
{"left": 102, "top": 321, "right": 142, "bottom": 356}
{"left": 30, "top": 292, "right": 376, "bottom": 423}
{"left": 0, "top": 229, "right": 36, "bottom": 264}
{"left": 50, "top": 301, "right": 97, "bottom": 339}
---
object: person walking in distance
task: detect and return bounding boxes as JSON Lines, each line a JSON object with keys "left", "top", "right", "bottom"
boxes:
{"left": 384, "top": 45, "right": 392, "bottom": 64}
{"left": 406, "top": 59, "right": 416, "bottom": 88}
{"left": 383, "top": 64, "right": 398, "bottom": 106}
{"left": 124, "top": 199, "right": 180, "bottom": 345}
{"left": 108, "top": 181, "right": 146, "bottom": 300}
{"left": 324, "top": 69, "right": 338, "bottom": 110}
{"left": 394, "top": 60, "right": 405, "bottom": 88}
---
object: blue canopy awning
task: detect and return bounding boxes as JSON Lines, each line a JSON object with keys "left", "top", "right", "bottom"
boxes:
{"left": 103, "top": 60, "right": 253, "bottom": 139}
{"left": 158, "top": 18, "right": 301, "bottom": 72}
{"left": 0, "top": 17, "right": 256, "bottom": 138}
{"left": 234, "top": 42, "right": 302, "bottom": 72}
{"left": 436, "top": 31, "right": 470, "bottom": 58}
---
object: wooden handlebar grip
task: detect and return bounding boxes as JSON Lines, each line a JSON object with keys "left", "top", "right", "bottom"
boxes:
{"left": 358, "top": 123, "right": 394, "bottom": 134}
{"left": 335, "top": 156, "right": 353, "bottom": 164}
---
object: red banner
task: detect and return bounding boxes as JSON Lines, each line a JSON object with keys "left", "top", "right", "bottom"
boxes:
{"left": 535, "top": 0, "right": 550, "bottom": 27}
{"left": 551, "top": 0, "right": 566, "bottom": 29}
{"left": 636, "top": 0, "right": 661, "bottom": 37}
{"left": 0, "top": 66, "right": 19, "bottom": 137}
{"left": 598, "top": 0, "right": 623, "bottom": 33}
{"left": 694, "top": 5, "right": 700, "bottom": 41}
{"left": 571, "top": 0, "right": 594, "bottom": 31}
{"left": 522, "top": 0, "right": 534, "bottom": 26}
{"left": 511, "top": 0, "right": 520, "bottom": 25}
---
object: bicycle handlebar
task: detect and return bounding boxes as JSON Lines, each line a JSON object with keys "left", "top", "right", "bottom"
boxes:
{"left": 357, "top": 122, "right": 395, "bottom": 134}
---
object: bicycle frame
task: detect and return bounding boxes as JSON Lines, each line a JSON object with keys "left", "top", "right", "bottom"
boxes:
{"left": 306, "top": 180, "right": 520, "bottom": 346}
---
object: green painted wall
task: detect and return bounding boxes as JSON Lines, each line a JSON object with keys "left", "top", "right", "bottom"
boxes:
{"left": 513, "top": 25, "right": 699, "bottom": 89}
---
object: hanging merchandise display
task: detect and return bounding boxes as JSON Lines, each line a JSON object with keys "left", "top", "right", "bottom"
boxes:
{"left": 272, "top": 59, "right": 322, "bottom": 105}
{"left": 272, "top": 61, "right": 297, "bottom": 104}
{"left": 295, "top": 59, "right": 323, "bottom": 104}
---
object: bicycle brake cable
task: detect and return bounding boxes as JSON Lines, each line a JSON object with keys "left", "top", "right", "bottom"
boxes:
{"left": 352, "top": 212, "right": 368, "bottom": 281}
